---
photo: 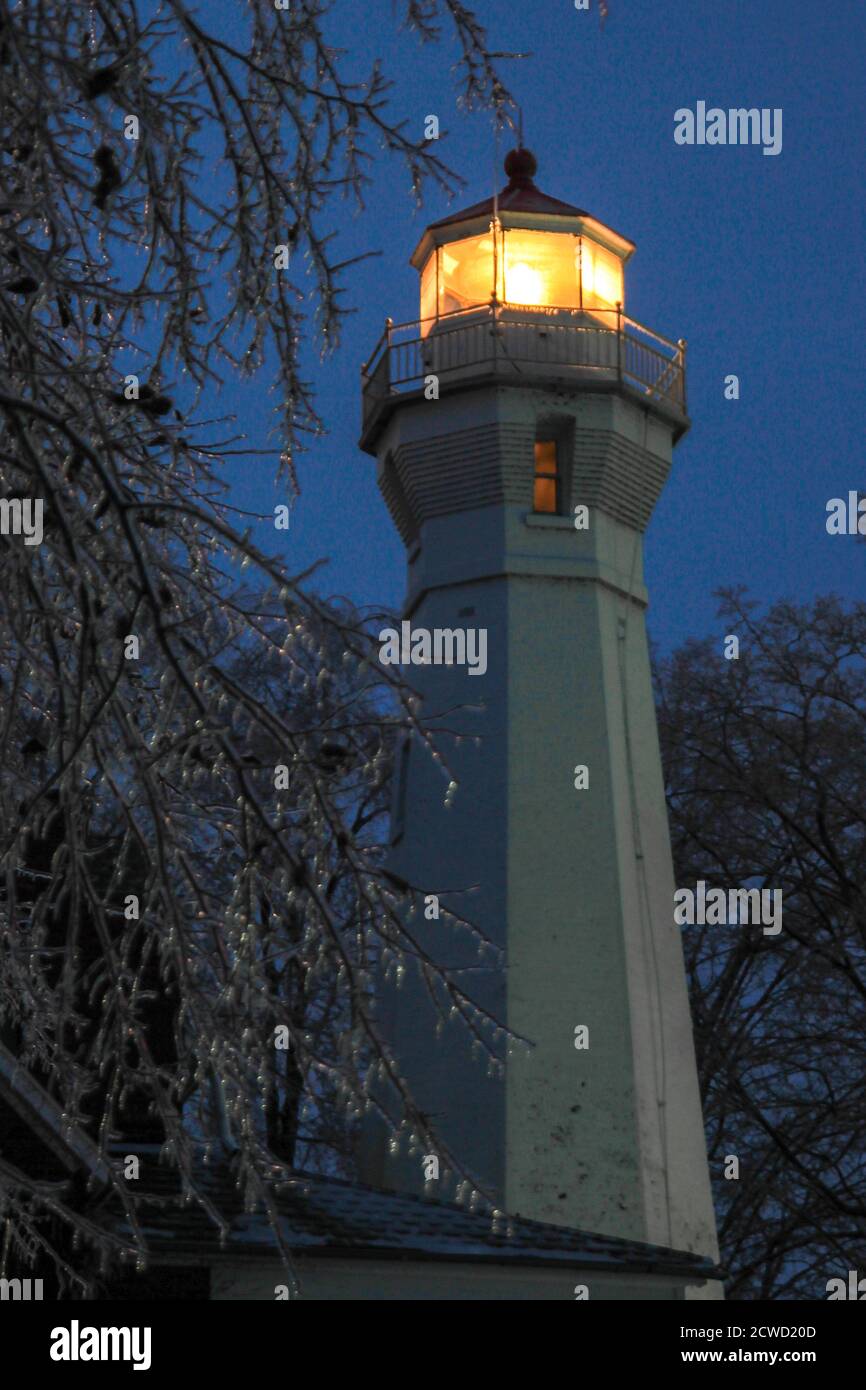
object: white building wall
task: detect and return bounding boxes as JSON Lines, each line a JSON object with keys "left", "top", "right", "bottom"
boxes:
{"left": 359, "top": 382, "right": 720, "bottom": 1295}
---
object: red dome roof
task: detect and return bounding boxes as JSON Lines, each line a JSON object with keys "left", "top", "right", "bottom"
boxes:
{"left": 428, "top": 148, "right": 589, "bottom": 230}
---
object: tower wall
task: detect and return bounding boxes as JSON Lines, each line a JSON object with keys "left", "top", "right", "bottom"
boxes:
{"left": 359, "top": 383, "right": 720, "bottom": 1283}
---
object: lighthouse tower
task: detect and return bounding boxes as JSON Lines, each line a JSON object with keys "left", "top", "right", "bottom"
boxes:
{"left": 358, "top": 149, "right": 720, "bottom": 1286}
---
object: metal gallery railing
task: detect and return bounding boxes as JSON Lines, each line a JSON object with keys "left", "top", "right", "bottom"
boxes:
{"left": 361, "top": 302, "right": 687, "bottom": 434}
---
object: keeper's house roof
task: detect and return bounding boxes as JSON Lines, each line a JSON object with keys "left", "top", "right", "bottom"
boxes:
{"left": 100, "top": 1155, "right": 722, "bottom": 1280}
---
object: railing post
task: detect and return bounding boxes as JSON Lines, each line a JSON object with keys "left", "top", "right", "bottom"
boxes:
{"left": 616, "top": 301, "right": 623, "bottom": 383}
{"left": 678, "top": 338, "right": 687, "bottom": 413}
{"left": 383, "top": 317, "right": 393, "bottom": 397}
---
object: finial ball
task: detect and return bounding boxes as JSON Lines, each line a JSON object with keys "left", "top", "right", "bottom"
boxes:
{"left": 504, "top": 147, "right": 538, "bottom": 187}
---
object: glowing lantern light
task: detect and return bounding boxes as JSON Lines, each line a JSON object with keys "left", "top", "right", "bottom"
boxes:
{"left": 412, "top": 148, "right": 633, "bottom": 334}
{"left": 506, "top": 261, "right": 544, "bottom": 305}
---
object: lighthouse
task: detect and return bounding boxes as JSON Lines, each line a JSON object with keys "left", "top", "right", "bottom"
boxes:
{"left": 358, "top": 149, "right": 720, "bottom": 1291}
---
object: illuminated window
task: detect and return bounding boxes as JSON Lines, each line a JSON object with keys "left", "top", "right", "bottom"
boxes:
{"left": 418, "top": 228, "right": 626, "bottom": 327}
{"left": 533, "top": 440, "right": 559, "bottom": 514}
{"left": 580, "top": 238, "right": 623, "bottom": 324}
{"left": 503, "top": 230, "right": 580, "bottom": 309}
{"left": 419, "top": 249, "right": 438, "bottom": 331}
{"left": 438, "top": 232, "right": 497, "bottom": 315}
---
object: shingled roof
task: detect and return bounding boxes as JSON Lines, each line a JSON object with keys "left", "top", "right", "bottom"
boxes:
{"left": 100, "top": 1153, "right": 721, "bottom": 1280}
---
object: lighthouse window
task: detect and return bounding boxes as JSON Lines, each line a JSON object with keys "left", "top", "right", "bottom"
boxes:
{"left": 419, "top": 248, "right": 439, "bottom": 334}
{"left": 580, "top": 238, "right": 623, "bottom": 324}
{"left": 533, "top": 440, "right": 559, "bottom": 514}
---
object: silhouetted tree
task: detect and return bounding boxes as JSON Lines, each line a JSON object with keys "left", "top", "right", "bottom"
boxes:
{"left": 0, "top": 0, "right": 513, "bottom": 1294}
{"left": 658, "top": 589, "right": 866, "bottom": 1300}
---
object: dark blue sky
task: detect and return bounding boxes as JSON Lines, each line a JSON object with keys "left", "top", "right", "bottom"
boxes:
{"left": 217, "top": 0, "right": 864, "bottom": 653}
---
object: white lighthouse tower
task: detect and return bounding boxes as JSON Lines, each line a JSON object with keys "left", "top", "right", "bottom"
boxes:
{"left": 358, "top": 149, "right": 720, "bottom": 1292}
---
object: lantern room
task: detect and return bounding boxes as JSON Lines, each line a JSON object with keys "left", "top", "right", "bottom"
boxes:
{"left": 412, "top": 149, "right": 634, "bottom": 333}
